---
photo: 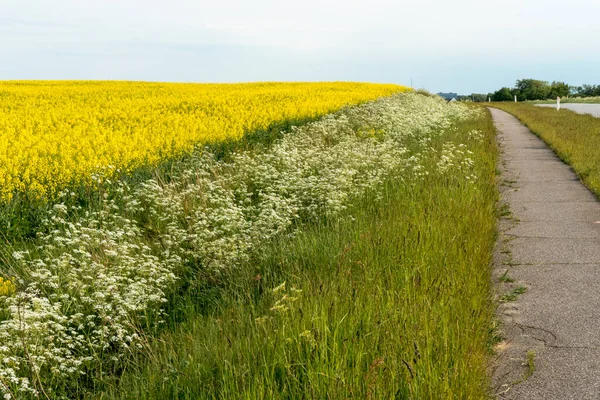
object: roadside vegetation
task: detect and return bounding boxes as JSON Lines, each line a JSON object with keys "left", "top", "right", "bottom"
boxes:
{"left": 95, "top": 99, "right": 498, "bottom": 399}
{"left": 563, "top": 96, "right": 600, "bottom": 103}
{"left": 491, "top": 103, "right": 600, "bottom": 196}
{"left": 531, "top": 96, "right": 600, "bottom": 104}
{"left": 0, "top": 92, "right": 498, "bottom": 398}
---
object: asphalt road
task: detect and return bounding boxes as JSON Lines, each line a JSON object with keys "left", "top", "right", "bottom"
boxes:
{"left": 536, "top": 103, "right": 600, "bottom": 117}
{"left": 490, "top": 108, "right": 600, "bottom": 399}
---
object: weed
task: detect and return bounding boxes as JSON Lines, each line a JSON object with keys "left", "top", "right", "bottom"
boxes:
{"left": 512, "top": 350, "right": 536, "bottom": 385}
{"left": 501, "top": 285, "right": 527, "bottom": 302}
{"left": 499, "top": 271, "right": 515, "bottom": 283}
{"left": 498, "top": 203, "right": 512, "bottom": 218}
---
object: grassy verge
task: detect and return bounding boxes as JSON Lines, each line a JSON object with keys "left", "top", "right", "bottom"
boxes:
{"left": 531, "top": 97, "right": 600, "bottom": 104}
{"left": 490, "top": 102, "right": 600, "bottom": 196}
{"left": 94, "top": 113, "right": 498, "bottom": 399}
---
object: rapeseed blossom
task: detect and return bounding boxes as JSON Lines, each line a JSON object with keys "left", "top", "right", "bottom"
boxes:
{"left": 0, "top": 278, "right": 15, "bottom": 297}
{"left": 0, "top": 81, "right": 408, "bottom": 201}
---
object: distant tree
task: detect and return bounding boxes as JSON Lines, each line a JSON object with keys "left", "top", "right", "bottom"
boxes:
{"left": 489, "top": 80, "right": 600, "bottom": 101}
{"left": 549, "top": 81, "right": 570, "bottom": 98}
{"left": 471, "top": 93, "right": 487, "bottom": 102}
{"left": 512, "top": 89, "right": 527, "bottom": 102}
{"left": 515, "top": 79, "right": 551, "bottom": 100}
{"left": 577, "top": 84, "right": 592, "bottom": 97}
{"left": 492, "top": 87, "right": 513, "bottom": 102}
{"left": 571, "top": 85, "right": 600, "bottom": 97}
{"left": 577, "top": 84, "right": 600, "bottom": 97}
{"left": 566, "top": 85, "right": 578, "bottom": 97}
{"left": 458, "top": 94, "right": 488, "bottom": 102}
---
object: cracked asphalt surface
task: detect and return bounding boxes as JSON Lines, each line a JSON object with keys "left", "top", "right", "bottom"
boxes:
{"left": 490, "top": 108, "right": 600, "bottom": 399}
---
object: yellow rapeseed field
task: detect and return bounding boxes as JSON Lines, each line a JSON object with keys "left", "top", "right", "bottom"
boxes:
{"left": 0, "top": 81, "right": 408, "bottom": 201}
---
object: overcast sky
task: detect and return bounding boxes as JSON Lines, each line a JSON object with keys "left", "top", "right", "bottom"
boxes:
{"left": 2, "top": 0, "right": 599, "bottom": 93}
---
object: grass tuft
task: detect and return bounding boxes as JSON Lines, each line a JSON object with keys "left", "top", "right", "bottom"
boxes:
{"left": 500, "top": 285, "right": 527, "bottom": 302}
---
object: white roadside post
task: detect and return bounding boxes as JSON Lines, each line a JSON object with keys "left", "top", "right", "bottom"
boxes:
{"left": 557, "top": 96, "right": 561, "bottom": 111}
{"left": 514, "top": 95, "right": 517, "bottom": 103}
{"left": 488, "top": 97, "right": 491, "bottom": 102}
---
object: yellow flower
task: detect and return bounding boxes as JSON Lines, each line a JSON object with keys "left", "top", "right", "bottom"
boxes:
{"left": 0, "top": 81, "right": 409, "bottom": 201}
{"left": 0, "top": 277, "right": 16, "bottom": 297}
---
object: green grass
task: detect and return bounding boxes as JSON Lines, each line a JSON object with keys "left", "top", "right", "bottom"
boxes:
{"left": 531, "top": 97, "right": 600, "bottom": 104}
{"left": 499, "top": 270, "right": 515, "bottom": 283}
{"left": 92, "top": 114, "right": 499, "bottom": 399}
{"left": 512, "top": 350, "right": 536, "bottom": 385}
{"left": 491, "top": 102, "right": 600, "bottom": 196}
{"left": 500, "top": 286, "right": 527, "bottom": 302}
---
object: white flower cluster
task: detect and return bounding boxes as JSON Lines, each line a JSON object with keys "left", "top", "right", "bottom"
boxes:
{"left": 1, "top": 201, "right": 179, "bottom": 398}
{"left": 467, "top": 128, "right": 486, "bottom": 142}
{"left": 437, "top": 142, "right": 476, "bottom": 174}
{"left": 0, "top": 93, "right": 483, "bottom": 398}
{"left": 435, "top": 129, "right": 486, "bottom": 181}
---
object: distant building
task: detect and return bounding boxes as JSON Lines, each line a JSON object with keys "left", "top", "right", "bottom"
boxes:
{"left": 437, "top": 92, "right": 458, "bottom": 101}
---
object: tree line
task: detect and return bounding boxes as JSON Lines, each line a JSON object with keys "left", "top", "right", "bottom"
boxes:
{"left": 459, "top": 79, "right": 600, "bottom": 102}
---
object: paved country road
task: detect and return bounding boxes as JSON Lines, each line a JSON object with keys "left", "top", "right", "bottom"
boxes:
{"left": 536, "top": 103, "right": 600, "bottom": 117}
{"left": 490, "top": 108, "right": 600, "bottom": 399}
